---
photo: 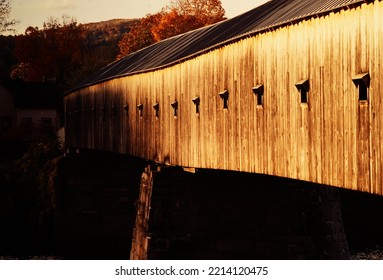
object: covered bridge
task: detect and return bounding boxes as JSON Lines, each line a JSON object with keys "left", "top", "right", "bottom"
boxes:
{"left": 65, "top": 0, "right": 383, "bottom": 195}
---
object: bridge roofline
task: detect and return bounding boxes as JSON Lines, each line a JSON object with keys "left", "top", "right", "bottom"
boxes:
{"left": 66, "top": 0, "right": 368, "bottom": 96}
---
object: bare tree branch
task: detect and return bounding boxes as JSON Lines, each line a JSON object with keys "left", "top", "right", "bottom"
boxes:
{"left": 0, "top": 0, "right": 19, "bottom": 34}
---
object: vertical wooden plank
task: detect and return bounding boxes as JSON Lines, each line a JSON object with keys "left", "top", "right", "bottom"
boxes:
{"left": 200, "top": 55, "right": 208, "bottom": 168}
{"left": 224, "top": 45, "right": 231, "bottom": 170}
{"left": 154, "top": 71, "right": 161, "bottom": 163}
{"left": 367, "top": 1, "right": 382, "bottom": 195}
{"left": 254, "top": 33, "right": 266, "bottom": 175}
{"left": 215, "top": 48, "right": 225, "bottom": 170}
{"left": 267, "top": 31, "right": 277, "bottom": 176}
{"left": 240, "top": 39, "right": 252, "bottom": 172}
{"left": 188, "top": 59, "right": 196, "bottom": 167}
{"left": 232, "top": 42, "right": 241, "bottom": 171}
{"left": 161, "top": 70, "right": 169, "bottom": 165}
{"left": 198, "top": 56, "right": 205, "bottom": 168}
{"left": 307, "top": 20, "right": 320, "bottom": 183}
{"left": 208, "top": 49, "right": 218, "bottom": 169}
{"left": 373, "top": 1, "right": 383, "bottom": 195}
{"left": 357, "top": 102, "right": 371, "bottom": 193}
{"left": 178, "top": 64, "right": 186, "bottom": 167}
{"left": 280, "top": 27, "right": 289, "bottom": 179}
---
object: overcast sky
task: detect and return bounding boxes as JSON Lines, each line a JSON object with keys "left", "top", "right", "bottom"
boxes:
{"left": 9, "top": 0, "right": 270, "bottom": 34}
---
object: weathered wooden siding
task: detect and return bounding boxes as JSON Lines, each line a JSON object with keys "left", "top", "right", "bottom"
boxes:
{"left": 64, "top": 1, "right": 383, "bottom": 195}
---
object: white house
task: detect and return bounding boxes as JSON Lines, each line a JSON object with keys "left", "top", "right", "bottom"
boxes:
{"left": 0, "top": 79, "right": 61, "bottom": 139}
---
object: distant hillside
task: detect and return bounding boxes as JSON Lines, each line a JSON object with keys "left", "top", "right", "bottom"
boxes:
{"left": 82, "top": 18, "right": 138, "bottom": 48}
{"left": 0, "top": 19, "right": 139, "bottom": 84}
{"left": 67, "top": 18, "right": 139, "bottom": 86}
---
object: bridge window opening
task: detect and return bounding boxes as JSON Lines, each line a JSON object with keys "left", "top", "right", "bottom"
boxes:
{"left": 137, "top": 104, "right": 144, "bottom": 118}
{"left": 252, "top": 84, "right": 264, "bottom": 107}
{"left": 100, "top": 106, "right": 105, "bottom": 121}
{"left": 300, "top": 88, "right": 308, "bottom": 103}
{"left": 90, "top": 107, "right": 95, "bottom": 120}
{"left": 82, "top": 108, "right": 87, "bottom": 120}
{"left": 171, "top": 100, "right": 178, "bottom": 118}
{"left": 358, "top": 83, "right": 368, "bottom": 101}
{"left": 352, "top": 73, "right": 370, "bottom": 102}
{"left": 111, "top": 104, "right": 116, "bottom": 118}
{"left": 123, "top": 104, "right": 129, "bottom": 116}
{"left": 192, "top": 96, "right": 200, "bottom": 115}
{"left": 153, "top": 103, "right": 160, "bottom": 118}
{"left": 0, "top": 117, "right": 12, "bottom": 133}
{"left": 295, "top": 79, "right": 310, "bottom": 105}
{"left": 21, "top": 117, "right": 32, "bottom": 126}
{"left": 41, "top": 117, "right": 52, "bottom": 129}
{"left": 219, "top": 90, "right": 229, "bottom": 110}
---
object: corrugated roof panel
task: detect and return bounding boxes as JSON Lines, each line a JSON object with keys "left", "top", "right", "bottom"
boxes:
{"left": 69, "top": 0, "right": 366, "bottom": 93}
{"left": 245, "top": 0, "right": 363, "bottom": 33}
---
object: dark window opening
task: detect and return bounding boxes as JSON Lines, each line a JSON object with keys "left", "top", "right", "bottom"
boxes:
{"left": 137, "top": 104, "right": 144, "bottom": 118}
{"left": 219, "top": 90, "right": 229, "bottom": 110}
{"left": 111, "top": 104, "right": 116, "bottom": 118}
{"left": 192, "top": 96, "right": 200, "bottom": 114}
{"left": 258, "top": 92, "right": 263, "bottom": 106}
{"left": 21, "top": 117, "right": 33, "bottom": 125}
{"left": 252, "top": 84, "right": 264, "bottom": 107}
{"left": 41, "top": 117, "right": 52, "bottom": 125}
{"left": 100, "top": 106, "right": 105, "bottom": 121}
{"left": 358, "top": 83, "right": 368, "bottom": 101}
{"left": 223, "top": 99, "right": 228, "bottom": 109}
{"left": 20, "top": 117, "right": 33, "bottom": 133}
{"left": 0, "top": 117, "right": 12, "bottom": 133}
{"left": 153, "top": 103, "right": 160, "bottom": 118}
{"left": 295, "top": 79, "right": 310, "bottom": 105}
{"left": 82, "top": 108, "right": 87, "bottom": 120}
{"left": 300, "top": 88, "right": 308, "bottom": 104}
{"left": 40, "top": 117, "right": 53, "bottom": 134}
{"left": 171, "top": 100, "right": 178, "bottom": 118}
{"left": 352, "top": 73, "right": 370, "bottom": 102}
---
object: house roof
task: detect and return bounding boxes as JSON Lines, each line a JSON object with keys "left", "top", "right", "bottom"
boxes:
{"left": 1, "top": 79, "right": 61, "bottom": 109}
{"left": 68, "top": 0, "right": 365, "bottom": 94}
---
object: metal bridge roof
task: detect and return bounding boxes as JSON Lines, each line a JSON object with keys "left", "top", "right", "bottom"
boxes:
{"left": 69, "top": 0, "right": 365, "bottom": 94}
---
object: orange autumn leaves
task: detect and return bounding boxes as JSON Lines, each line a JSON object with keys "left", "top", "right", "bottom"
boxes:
{"left": 117, "top": 0, "right": 226, "bottom": 59}
{"left": 11, "top": 0, "right": 226, "bottom": 87}
{"left": 12, "top": 17, "right": 84, "bottom": 86}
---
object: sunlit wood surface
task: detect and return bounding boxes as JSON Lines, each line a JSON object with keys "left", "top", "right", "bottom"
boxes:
{"left": 65, "top": 1, "right": 383, "bottom": 195}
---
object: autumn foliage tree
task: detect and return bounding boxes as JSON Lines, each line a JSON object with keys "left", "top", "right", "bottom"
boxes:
{"left": 12, "top": 16, "right": 84, "bottom": 88}
{"left": 118, "top": 0, "right": 225, "bottom": 58}
{"left": 170, "top": 0, "right": 225, "bottom": 26}
{"left": 151, "top": 8, "right": 202, "bottom": 42}
{"left": 117, "top": 13, "right": 162, "bottom": 59}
